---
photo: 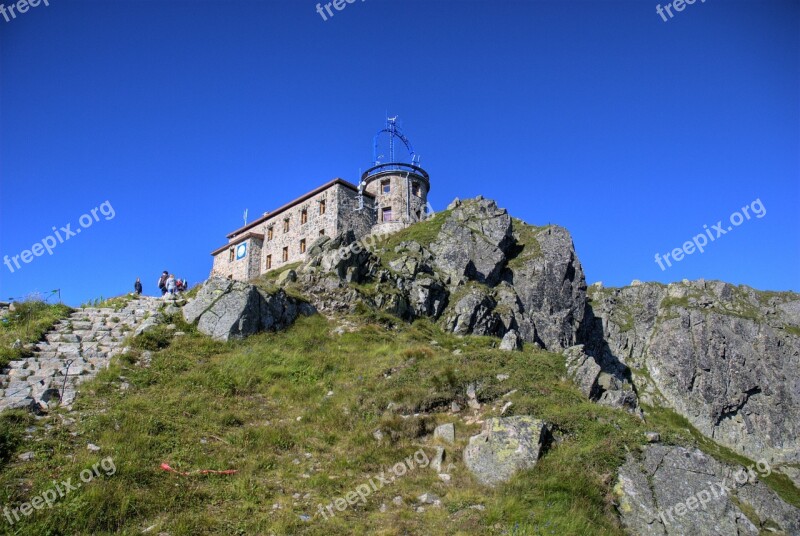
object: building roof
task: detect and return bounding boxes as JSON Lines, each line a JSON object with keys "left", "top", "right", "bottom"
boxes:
{"left": 224, "top": 178, "right": 373, "bottom": 240}
{"left": 210, "top": 232, "right": 265, "bottom": 256}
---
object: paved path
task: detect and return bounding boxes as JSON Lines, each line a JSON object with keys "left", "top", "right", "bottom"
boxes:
{"left": 0, "top": 296, "right": 162, "bottom": 413}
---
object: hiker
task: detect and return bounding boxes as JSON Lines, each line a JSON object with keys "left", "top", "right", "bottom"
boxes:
{"left": 176, "top": 278, "right": 184, "bottom": 293}
{"left": 157, "top": 271, "right": 169, "bottom": 295}
{"left": 134, "top": 278, "right": 143, "bottom": 295}
{"left": 166, "top": 274, "right": 177, "bottom": 295}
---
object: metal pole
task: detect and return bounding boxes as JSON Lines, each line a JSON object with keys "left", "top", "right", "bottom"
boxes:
{"left": 60, "top": 359, "right": 74, "bottom": 406}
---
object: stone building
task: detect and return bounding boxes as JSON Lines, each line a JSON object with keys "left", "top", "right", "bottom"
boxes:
{"left": 210, "top": 163, "right": 431, "bottom": 281}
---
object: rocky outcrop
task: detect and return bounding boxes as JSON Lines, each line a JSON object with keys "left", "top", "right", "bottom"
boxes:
{"left": 429, "top": 197, "right": 512, "bottom": 286}
{"left": 615, "top": 445, "right": 800, "bottom": 535}
{"left": 293, "top": 197, "right": 587, "bottom": 352}
{"left": 585, "top": 280, "right": 800, "bottom": 467}
{"left": 183, "top": 278, "right": 315, "bottom": 341}
{"left": 504, "top": 225, "right": 586, "bottom": 350}
{"left": 564, "top": 344, "right": 640, "bottom": 413}
{"left": 463, "top": 416, "right": 550, "bottom": 487}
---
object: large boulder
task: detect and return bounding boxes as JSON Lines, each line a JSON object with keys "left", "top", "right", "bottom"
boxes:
{"left": 563, "top": 344, "right": 639, "bottom": 413}
{"left": 430, "top": 198, "right": 512, "bottom": 286}
{"left": 505, "top": 225, "right": 587, "bottom": 350}
{"left": 183, "top": 278, "right": 315, "bottom": 341}
{"left": 441, "top": 285, "right": 503, "bottom": 337}
{"left": 586, "top": 281, "right": 800, "bottom": 466}
{"left": 615, "top": 445, "right": 800, "bottom": 535}
{"left": 463, "top": 416, "right": 550, "bottom": 487}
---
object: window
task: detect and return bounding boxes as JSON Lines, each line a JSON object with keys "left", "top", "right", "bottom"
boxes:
{"left": 266, "top": 255, "right": 272, "bottom": 269}
{"left": 412, "top": 182, "right": 421, "bottom": 197}
{"left": 228, "top": 247, "right": 235, "bottom": 262}
{"left": 282, "top": 247, "right": 288, "bottom": 262}
{"left": 301, "top": 209, "right": 308, "bottom": 224}
{"left": 283, "top": 218, "right": 290, "bottom": 233}
{"left": 382, "top": 207, "right": 393, "bottom": 222}
{"left": 267, "top": 227, "right": 273, "bottom": 241}
{"left": 300, "top": 239, "right": 306, "bottom": 253}
{"left": 381, "top": 179, "right": 391, "bottom": 194}
{"left": 319, "top": 199, "right": 326, "bottom": 215}
{"left": 319, "top": 229, "right": 325, "bottom": 236}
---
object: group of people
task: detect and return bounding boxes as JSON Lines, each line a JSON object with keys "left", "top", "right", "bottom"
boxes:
{"left": 132, "top": 272, "right": 189, "bottom": 296}
{"left": 157, "top": 271, "right": 188, "bottom": 295}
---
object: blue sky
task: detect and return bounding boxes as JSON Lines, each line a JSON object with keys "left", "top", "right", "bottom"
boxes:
{"left": 1, "top": 0, "right": 798, "bottom": 306}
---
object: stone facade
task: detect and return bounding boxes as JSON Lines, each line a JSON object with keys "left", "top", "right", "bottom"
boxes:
{"left": 211, "top": 169, "right": 430, "bottom": 282}
{"left": 364, "top": 167, "right": 430, "bottom": 235}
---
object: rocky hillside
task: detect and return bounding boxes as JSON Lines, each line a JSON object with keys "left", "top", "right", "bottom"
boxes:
{"left": 2, "top": 196, "right": 798, "bottom": 535}
{"left": 585, "top": 281, "right": 800, "bottom": 485}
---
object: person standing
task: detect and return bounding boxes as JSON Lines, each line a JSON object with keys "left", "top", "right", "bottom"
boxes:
{"left": 158, "top": 271, "right": 169, "bottom": 296}
{"left": 134, "top": 278, "right": 143, "bottom": 295}
{"left": 166, "top": 274, "right": 177, "bottom": 295}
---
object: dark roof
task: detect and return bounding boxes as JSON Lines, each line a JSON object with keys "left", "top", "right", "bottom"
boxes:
{"left": 224, "top": 178, "right": 373, "bottom": 239}
{"left": 210, "top": 232, "right": 264, "bottom": 256}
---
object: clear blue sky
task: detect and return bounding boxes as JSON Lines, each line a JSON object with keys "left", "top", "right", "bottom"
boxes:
{"left": 1, "top": 0, "right": 798, "bottom": 306}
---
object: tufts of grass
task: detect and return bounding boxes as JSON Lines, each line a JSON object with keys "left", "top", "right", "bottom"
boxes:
{"left": 0, "top": 300, "right": 73, "bottom": 369}
{"left": 507, "top": 218, "right": 546, "bottom": 270}
{"left": 1, "top": 308, "right": 795, "bottom": 535}
{"left": 80, "top": 294, "right": 137, "bottom": 311}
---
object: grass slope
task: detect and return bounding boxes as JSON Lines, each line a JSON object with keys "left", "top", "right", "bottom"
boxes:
{"left": 0, "top": 309, "right": 795, "bottom": 535}
{"left": 0, "top": 301, "right": 73, "bottom": 370}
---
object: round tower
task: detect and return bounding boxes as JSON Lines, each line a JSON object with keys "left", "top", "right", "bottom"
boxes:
{"left": 362, "top": 118, "right": 431, "bottom": 234}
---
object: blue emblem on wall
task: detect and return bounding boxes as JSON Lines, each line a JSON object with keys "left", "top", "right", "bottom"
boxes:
{"left": 236, "top": 243, "right": 247, "bottom": 260}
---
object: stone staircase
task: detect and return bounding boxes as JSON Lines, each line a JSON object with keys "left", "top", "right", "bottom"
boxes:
{"left": 0, "top": 296, "right": 163, "bottom": 413}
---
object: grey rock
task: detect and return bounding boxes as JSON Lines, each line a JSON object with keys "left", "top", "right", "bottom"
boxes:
{"left": 431, "top": 446, "right": 446, "bottom": 473}
{"left": 505, "top": 225, "right": 586, "bottom": 351}
{"left": 18, "top": 451, "right": 34, "bottom": 461}
{"left": 276, "top": 269, "right": 297, "bottom": 285}
{"left": 184, "top": 278, "right": 315, "bottom": 341}
{"left": 463, "top": 416, "right": 550, "bottom": 487}
{"left": 499, "top": 329, "right": 522, "bottom": 351}
{"left": 585, "top": 281, "right": 800, "bottom": 465}
{"left": 564, "top": 344, "right": 602, "bottom": 399}
{"left": 615, "top": 445, "right": 799, "bottom": 536}
{"left": 417, "top": 493, "right": 441, "bottom": 506}
{"left": 434, "top": 423, "right": 455, "bottom": 444}
{"left": 430, "top": 198, "right": 512, "bottom": 286}
{"left": 442, "top": 286, "right": 502, "bottom": 337}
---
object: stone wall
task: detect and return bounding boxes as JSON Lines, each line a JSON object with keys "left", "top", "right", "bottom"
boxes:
{"left": 211, "top": 181, "right": 378, "bottom": 280}
{"left": 211, "top": 235, "right": 263, "bottom": 281}
{"left": 364, "top": 170, "right": 429, "bottom": 235}
{"left": 335, "top": 184, "right": 376, "bottom": 240}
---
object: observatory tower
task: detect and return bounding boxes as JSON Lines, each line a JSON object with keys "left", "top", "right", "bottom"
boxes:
{"left": 360, "top": 117, "right": 431, "bottom": 234}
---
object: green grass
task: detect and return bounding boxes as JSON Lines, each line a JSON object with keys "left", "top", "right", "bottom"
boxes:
{"left": 80, "top": 294, "right": 137, "bottom": 311}
{"left": 0, "top": 310, "right": 648, "bottom": 535}
{"left": 783, "top": 325, "right": 800, "bottom": 337}
{"left": 377, "top": 210, "right": 451, "bottom": 266}
{"left": 0, "top": 300, "right": 73, "bottom": 369}
{"left": 507, "top": 219, "right": 545, "bottom": 270}
{"left": 1, "top": 307, "right": 795, "bottom": 535}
